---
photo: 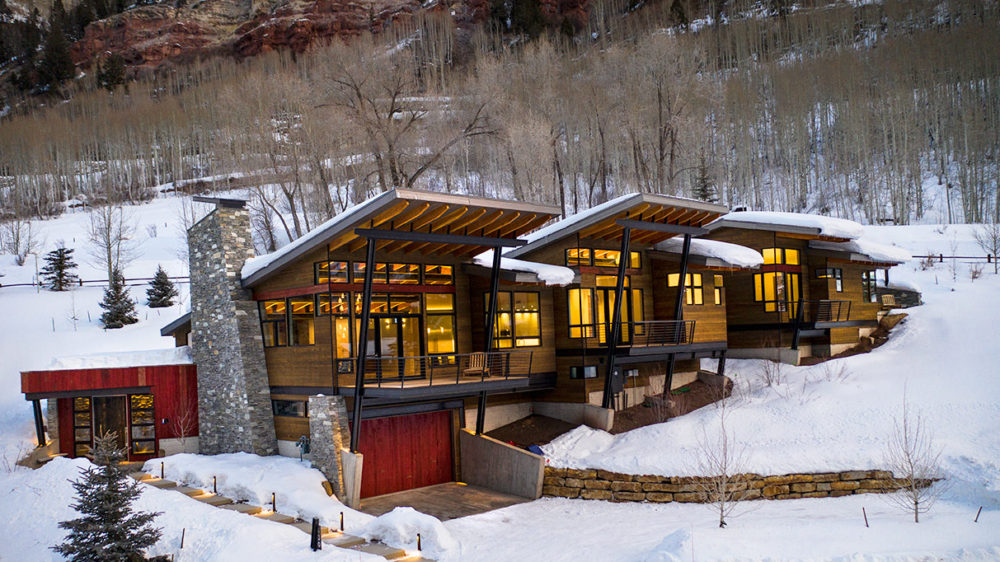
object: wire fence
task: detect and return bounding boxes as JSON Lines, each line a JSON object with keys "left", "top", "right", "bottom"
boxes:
{"left": 0, "top": 276, "right": 190, "bottom": 289}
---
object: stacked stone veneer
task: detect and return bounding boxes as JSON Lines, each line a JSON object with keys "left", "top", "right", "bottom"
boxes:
{"left": 543, "top": 467, "right": 919, "bottom": 503}
{"left": 308, "top": 395, "right": 351, "bottom": 499}
{"left": 189, "top": 204, "right": 277, "bottom": 455}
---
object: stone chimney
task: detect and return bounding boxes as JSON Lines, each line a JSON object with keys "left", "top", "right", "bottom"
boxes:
{"left": 188, "top": 197, "right": 277, "bottom": 455}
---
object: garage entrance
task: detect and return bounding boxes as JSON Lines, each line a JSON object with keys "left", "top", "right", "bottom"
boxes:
{"left": 357, "top": 409, "right": 454, "bottom": 498}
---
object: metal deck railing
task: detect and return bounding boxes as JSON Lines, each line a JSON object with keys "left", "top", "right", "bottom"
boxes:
{"left": 358, "top": 350, "right": 535, "bottom": 389}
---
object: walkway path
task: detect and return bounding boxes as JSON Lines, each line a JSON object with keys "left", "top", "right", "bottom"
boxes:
{"left": 128, "top": 470, "right": 431, "bottom": 560}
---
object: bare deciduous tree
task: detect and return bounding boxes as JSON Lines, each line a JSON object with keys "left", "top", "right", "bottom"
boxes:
{"left": 694, "top": 396, "right": 750, "bottom": 528}
{"left": 882, "top": 390, "right": 944, "bottom": 523}
{"left": 170, "top": 392, "right": 198, "bottom": 453}
{"left": 973, "top": 222, "right": 1000, "bottom": 275}
{"left": 87, "top": 204, "right": 138, "bottom": 283}
{"left": 0, "top": 218, "right": 40, "bottom": 266}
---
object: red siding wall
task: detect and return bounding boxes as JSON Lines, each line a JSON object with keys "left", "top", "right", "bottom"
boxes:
{"left": 30, "top": 364, "right": 198, "bottom": 459}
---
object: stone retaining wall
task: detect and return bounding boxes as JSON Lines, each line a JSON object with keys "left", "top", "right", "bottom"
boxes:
{"left": 542, "top": 467, "right": 916, "bottom": 503}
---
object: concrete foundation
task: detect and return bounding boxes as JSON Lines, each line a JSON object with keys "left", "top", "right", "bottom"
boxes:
{"left": 464, "top": 401, "right": 532, "bottom": 434}
{"left": 458, "top": 430, "right": 544, "bottom": 499}
{"left": 727, "top": 346, "right": 807, "bottom": 365}
{"left": 159, "top": 437, "right": 200, "bottom": 456}
{"left": 532, "top": 401, "right": 614, "bottom": 431}
{"left": 340, "top": 449, "right": 363, "bottom": 509}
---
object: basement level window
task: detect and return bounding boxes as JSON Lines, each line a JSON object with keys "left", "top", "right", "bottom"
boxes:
{"left": 272, "top": 400, "right": 307, "bottom": 418}
{"left": 570, "top": 365, "right": 598, "bottom": 379}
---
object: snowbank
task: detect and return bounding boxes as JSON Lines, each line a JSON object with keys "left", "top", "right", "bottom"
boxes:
{"left": 654, "top": 237, "right": 764, "bottom": 269}
{"left": 144, "top": 453, "right": 373, "bottom": 533}
{"left": 474, "top": 250, "right": 576, "bottom": 285}
{"left": 0, "top": 457, "right": 373, "bottom": 561}
{"left": 358, "top": 507, "right": 459, "bottom": 560}
{"left": 46, "top": 346, "right": 193, "bottom": 370}
{"left": 810, "top": 237, "right": 912, "bottom": 264}
{"left": 710, "top": 211, "right": 865, "bottom": 239}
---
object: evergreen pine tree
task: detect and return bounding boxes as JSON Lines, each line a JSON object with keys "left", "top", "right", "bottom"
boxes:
{"left": 49, "top": 0, "right": 70, "bottom": 36}
{"left": 145, "top": 265, "right": 177, "bottom": 308}
{"left": 692, "top": 153, "right": 717, "bottom": 203}
{"left": 39, "top": 17, "right": 74, "bottom": 87}
{"left": 99, "top": 268, "right": 138, "bottom": 328}
{"left": 52, "top": 431, "right": 162, "bottom": 561}
{"left": 40, "top": 242, "right": 79, "bottom": 291}
{"left": 97, "top": 53, "right": 125, "bottom": 91}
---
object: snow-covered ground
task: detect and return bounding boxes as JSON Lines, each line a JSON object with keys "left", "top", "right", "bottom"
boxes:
{"left": 1, "top": 193, "right": 998, "bottom": 560}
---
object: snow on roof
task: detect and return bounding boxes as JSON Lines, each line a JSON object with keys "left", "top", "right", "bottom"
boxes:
{"left": 45, "top": 346, "right": 193, "bottom": 371}
{"left": 654, "top": 237, "right": 764, "bottom": 269}
{"left": 519, "top": 193, "right": 644, "bottom": 247}
{"left": 810, "top": 238, "right": 912, "bottom": 265}
{"left": 708, "top": 211, "right": 864, "bottom": 240}
{"left": 241, "top": 190, "right": 395, "bottom": 283}
{"left": 474, "top": 251, "right": 576, "bottom": 286}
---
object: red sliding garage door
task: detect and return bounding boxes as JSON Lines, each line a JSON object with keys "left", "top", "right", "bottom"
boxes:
{"left": 357, "top": 409, "right": 454, "bottom": 498}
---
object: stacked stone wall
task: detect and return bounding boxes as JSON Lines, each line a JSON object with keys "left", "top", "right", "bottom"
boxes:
{"left": 189, "top": 205, "right": 277, "bottom": 456}
{"left": 542, "top": 467, "right": 922, "bottom": 503}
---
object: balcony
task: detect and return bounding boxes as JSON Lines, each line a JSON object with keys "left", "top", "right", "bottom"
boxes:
{"left": 348, "top": 350, "right": 554, "bottom": 399}
{"left": 580, "top": 320, "right": 697, "bottom": 348}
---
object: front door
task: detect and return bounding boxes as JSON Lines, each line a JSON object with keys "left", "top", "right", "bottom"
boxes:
{"left": 366, "top": 315, "right": 423, "bottom": 381}
{"left": 92, "top": 396, "right": 127, "bottom": 452}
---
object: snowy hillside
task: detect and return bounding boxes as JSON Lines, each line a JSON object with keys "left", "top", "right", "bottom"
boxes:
{"left": 1, "top": 194, "right": 999, "bottom": 560}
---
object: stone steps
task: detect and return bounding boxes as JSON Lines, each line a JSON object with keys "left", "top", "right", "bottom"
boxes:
{"left": 130, "top": 470, "right": 425, "bottom": 559}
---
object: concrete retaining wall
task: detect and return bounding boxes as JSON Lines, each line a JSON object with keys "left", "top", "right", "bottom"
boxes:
{"left": 460, "top": 430, "right": 545, "bottom": 499}
{"left": 542, "top": 467, "right": 921, "bottom": 503}
{"left": 532, "top": 402, "right": 614, "bottom": 431}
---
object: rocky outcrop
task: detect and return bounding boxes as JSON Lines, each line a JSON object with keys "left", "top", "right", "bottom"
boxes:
{"left": 70, "top": 0, "right": 424, "bottom": 70}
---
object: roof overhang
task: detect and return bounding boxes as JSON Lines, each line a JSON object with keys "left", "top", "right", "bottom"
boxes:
{"left": 160, "top": 312, "right": 191, "bottom": 337}
{"left": 242, "top": 189, "right": 560, "bottom": 288}
{"left": 507, "top": 193, "right": 728, "bottom": 259}
{"left": 647, "top": 250, "right": 753, "bottom": 271}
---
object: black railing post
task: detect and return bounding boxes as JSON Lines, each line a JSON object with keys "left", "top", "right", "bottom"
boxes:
{"left": 477, "top": 245, "right": 504, "bottom": 434}
{"left": 602, "top": 226, "right": 632, "bottom": 408}
{"left": 32, "top": 399, "right": 45, "bottom": 447}
{"left": 662, "top": 234, "right": 692, "bottom": 397}
{"left": 790, "top": 298, "right": 806, "bottom": 351}
{"left": 349, "top": 237, "right": 377, "bottom": 453}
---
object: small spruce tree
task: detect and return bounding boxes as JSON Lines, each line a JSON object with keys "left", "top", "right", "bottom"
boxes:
{"left": 693, "top": 153, "right": 718, "bottom": 203}
{"left": 145, "top": 265, "right": 177, "bottom": 308}
{"left": 39, "top": 17, "right": 75, "bottom": 87}
{"left": 53, "top": 431, "right": 162, "bottom": 561}
{"left": 40, "top": 242, "right": 79, "bottom": 291}
{"left": 99, "top": 268, "right": 138, "bottom": 328}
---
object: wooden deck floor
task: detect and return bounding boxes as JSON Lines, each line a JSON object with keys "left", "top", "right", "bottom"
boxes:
{"left": 359, "top": 483, "right": 529, "bottom": 521}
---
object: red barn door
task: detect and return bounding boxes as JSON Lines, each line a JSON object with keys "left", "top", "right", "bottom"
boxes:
{"left": 357, "top": 410, "right": 454, "bottom": 498}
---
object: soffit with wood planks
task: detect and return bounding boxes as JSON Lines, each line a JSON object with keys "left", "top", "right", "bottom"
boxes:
{"left": 243, "top": 189, "right": 560, "bottom": 287}
{"left": 509, "top": 194, "right": 728, "bottom": 260}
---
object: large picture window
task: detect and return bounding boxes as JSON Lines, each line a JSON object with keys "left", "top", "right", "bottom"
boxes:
{"left": 260, "top": 300, "right": 288, "bottom": 347}
{"left": 568, "top": 288, "right": 595, "bottom": 338}
{"left": 816, "top": 268, "right": 843, "bottom": 292}
{"left": 668, "top": 273, "right": 704, "bottom": 305}
{"left": 753, "top": 272, "right": 801, "bottom": 313}
{"left": 762, "top": 248, "right": 800, "bottom": 265}
{"left": 486, "top": 291, "right": 541, "bottom": 348}
{"left": 565, "top": 248, "right": 640, "bottom": 269}
{"left": 862, "top": 270, "right": 878, "bottom": 302}
{"left": 289, "top": 297, "right": 315, "bottom": 345}
{"left": 425, "top": 293, "right": 456, "bottom": 355}
{"left": 129, "top": 394, "right": 155, "bottom": 455}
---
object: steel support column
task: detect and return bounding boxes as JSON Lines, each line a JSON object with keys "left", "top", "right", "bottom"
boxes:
{"left": 32, "top": 399, "right": 45, "bottom": 447}
{"left": 663, "top": 234, "right": 692, "bottom": 397}
{"left": 476, "top": 245, "right": 504, "bottom": 434}
{"left": 349, "top": 238, "right": 377, "bottom": 453}
{"left": 602, "top": 227, "right": 632, "bottom": 408}
{"left": 717, "top": 350, "right": 727, "bottom": 377}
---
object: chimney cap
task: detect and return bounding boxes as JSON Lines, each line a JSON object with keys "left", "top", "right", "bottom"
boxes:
{"left": 193, "top": 196, "right": 247, "bottom": 209}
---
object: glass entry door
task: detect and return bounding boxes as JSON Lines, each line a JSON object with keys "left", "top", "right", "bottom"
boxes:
{"left": 596, "top": 289, "right": 632, "bottom": 345}
{"left": 92, "top": 396, "right": 127, "bottom": 451}
{"left": 366, "top": 315, "right": 423, "bottom": 381}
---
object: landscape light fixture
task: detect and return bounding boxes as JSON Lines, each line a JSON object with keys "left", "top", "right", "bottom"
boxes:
{"left": 213, "top": 475, "right": 217, "bottom": 494}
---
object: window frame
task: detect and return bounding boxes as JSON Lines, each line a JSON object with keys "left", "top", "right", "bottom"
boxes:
{"left": 485, "top": 290, "right": 542, "bottom": 348}
{"left": 816, "top": 268, "right": 844, "bottom": 292}
{"left": 260, "top": 299, "right": 288, "bottom": 347}
{"left": 129, "top": 394, "right": 156, "bottom": 456}
{"left": 862, "top": 270, "right": 878, "bottom": 303}
{"left": 73, "top": 397, "right": 92, "bottom": 457}
{"left": 271, "top": 399, "right": 308, "bottom": 418}
{"left": 713, "top": 274, "right": 725, "bottom": 305}
{"left": 569, "top": 365, "right": 598, "bottom": 379}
